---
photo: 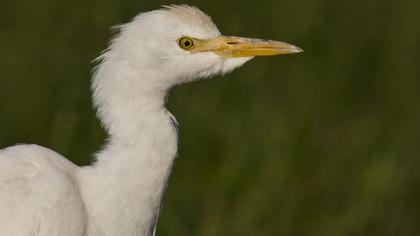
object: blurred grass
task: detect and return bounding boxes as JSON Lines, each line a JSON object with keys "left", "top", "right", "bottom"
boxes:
{"left": 1, "top": 0, "right": 420, "bottom": 235}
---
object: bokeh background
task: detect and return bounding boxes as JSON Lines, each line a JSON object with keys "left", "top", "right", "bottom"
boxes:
{"left": 1, "top": 0, "right": 420, "bottom": 235}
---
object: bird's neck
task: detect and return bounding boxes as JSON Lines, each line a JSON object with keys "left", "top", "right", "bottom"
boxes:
{"left": 80, "top": 56, "right": 178, "bottom": 235}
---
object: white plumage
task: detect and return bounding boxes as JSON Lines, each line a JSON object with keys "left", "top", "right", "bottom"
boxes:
{"left": 0, "top": 5, "right": 301, "bottom": 236}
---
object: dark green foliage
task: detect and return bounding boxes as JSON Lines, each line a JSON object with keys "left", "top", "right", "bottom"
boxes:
{"left": 1, "top": 0, "right": 419, "bottom": 235}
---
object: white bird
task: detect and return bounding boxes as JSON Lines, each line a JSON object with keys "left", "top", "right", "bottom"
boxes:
{"left": 0, "top": 5, "right": 302, "bottom": 236}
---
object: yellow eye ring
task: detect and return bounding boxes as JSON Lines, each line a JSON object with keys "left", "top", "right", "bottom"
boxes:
{"left": 178, "top": 37, "right": 195, "bottom": 50}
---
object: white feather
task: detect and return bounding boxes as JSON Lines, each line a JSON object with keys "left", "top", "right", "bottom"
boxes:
{"left": 0, "top": 5, "right": 251, "bottom": 236}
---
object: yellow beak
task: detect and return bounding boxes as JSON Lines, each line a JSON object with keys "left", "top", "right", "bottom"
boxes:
{"left": 191, "top": 36, "right": 303, "bottom": 58}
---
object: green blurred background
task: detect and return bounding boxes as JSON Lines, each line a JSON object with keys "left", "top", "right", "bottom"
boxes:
{"left": 1, "top": 0, "right": 420, "bottom": 235}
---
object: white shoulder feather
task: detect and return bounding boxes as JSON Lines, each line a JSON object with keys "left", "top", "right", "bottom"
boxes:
{"left": 0, "top": 144, "right": 88, "bottom": 235}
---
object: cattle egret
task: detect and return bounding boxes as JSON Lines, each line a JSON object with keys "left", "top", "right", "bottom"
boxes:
{"left": 0, "top": 5, "right": 302, "bottom": 236}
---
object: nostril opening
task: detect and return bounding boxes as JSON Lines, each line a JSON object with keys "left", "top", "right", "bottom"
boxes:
{"left": 226, "top": 41, "right": 240, "bottom": 45}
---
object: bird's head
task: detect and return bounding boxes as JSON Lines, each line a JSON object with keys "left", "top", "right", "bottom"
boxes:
{"left": 92, "top": 5, "right": 302, "bottom": 136}
{"left": 97, "top": 5, "right": 302, "bottom": 88}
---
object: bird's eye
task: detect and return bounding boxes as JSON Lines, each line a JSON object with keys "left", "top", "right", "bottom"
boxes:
{"left": 178, "top": 37, "right": 195, "bottom": 50}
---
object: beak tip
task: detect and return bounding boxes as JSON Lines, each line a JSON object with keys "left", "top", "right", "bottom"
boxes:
{"left": 293, "top": 46, "right": 304, "bottom": 53}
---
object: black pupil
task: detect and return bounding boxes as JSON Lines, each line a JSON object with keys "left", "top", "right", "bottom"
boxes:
{"left": 184, "top": 41, "right": 191, "bottom": 47}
